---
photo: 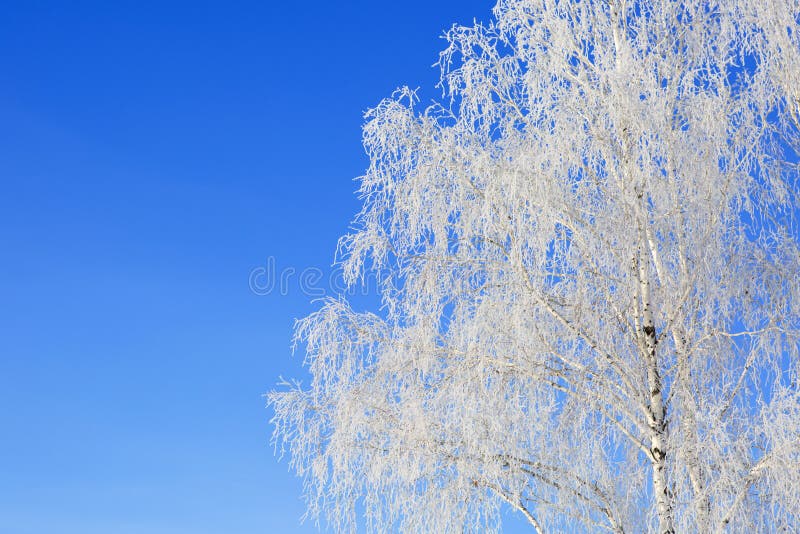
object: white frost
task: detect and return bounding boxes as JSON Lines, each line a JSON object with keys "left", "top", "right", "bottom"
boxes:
{"left": 270, "top": 1, "right": 800, "bottom": 532}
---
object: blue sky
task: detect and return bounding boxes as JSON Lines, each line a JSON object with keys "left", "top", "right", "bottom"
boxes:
{"left": 0, "top": 1, "right": 523, "bottom": 533}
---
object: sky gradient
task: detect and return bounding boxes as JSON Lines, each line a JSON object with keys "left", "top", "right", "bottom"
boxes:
{"left": 0, "top": 1, "right": 529, "bottom": 533}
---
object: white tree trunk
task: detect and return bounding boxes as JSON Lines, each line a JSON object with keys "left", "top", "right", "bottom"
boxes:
{"left": 638, "top": 242, "right": 675, "bottom": 534}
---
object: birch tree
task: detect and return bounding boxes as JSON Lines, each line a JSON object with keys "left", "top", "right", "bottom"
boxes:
{"left": 270, "top": 1, "right": 800, "bottom": 532}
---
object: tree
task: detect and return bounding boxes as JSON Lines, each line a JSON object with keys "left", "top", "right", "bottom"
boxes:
{"left": 269, "top": 1, "right": 800, "bottom": 532}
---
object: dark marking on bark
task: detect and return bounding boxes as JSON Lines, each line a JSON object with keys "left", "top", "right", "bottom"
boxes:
{"left": 651, "top": 447, "right": 666, "bottom": 461}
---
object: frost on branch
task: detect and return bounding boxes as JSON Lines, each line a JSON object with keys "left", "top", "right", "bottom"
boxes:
{"left": 269, "top": 1, "right": 800, "bottom": 532}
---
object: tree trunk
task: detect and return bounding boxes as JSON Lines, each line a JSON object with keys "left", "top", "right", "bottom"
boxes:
{"left": 638, "top": 247, "right": 675, "bottom": 534}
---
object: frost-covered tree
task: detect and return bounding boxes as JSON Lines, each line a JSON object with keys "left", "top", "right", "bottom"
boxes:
{"left": 269, "top": 1, "right": 800, "bottom": 532}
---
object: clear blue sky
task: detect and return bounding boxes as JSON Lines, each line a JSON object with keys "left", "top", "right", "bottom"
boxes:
{"left": 0, "top": 1, "right": 527, "bottom": 533}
